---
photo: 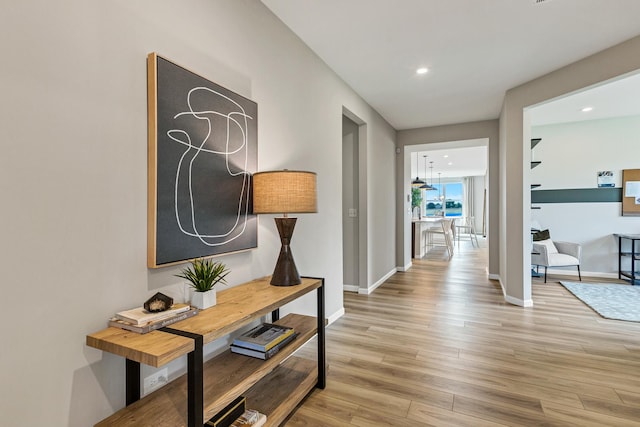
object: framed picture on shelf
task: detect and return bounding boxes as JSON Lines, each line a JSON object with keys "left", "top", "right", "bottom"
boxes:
{"left": 147, "top": 53, "right": 258, "bottom": 267}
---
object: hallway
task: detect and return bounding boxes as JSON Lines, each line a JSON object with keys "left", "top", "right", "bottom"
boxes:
{"left": 286, "top": 241, "right": 640, "bottom": 426}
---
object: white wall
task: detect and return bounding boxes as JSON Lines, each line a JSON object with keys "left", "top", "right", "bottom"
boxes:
{"left": 532, "top": 116, "right": 640, "bottom": 189}
{"left": 531, "top": 116, "right": 640, "bottom": 275}
{"left": 0, "top": 1, "right": 396, "bottom": 425}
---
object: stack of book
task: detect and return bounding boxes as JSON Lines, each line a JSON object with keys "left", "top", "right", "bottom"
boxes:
{"left": 109, "top": 303, "right": 198, "bottom": 334}
{"left": 205, "top": 396, "right": 267, "bottom": 427}
{"left": 229, "top": 409, "right": 266, "bottom": 427}
{"left": 231, "top": 323, "right": 297, "bottom": 360}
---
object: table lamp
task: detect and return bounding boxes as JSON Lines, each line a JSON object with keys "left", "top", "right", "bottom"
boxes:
{"left": 252, "top": 170, "right": 317, "bottom": 286}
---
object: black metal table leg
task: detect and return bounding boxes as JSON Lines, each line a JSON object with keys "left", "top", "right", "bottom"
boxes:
{"left": 163, "top": 328, "right": 204, "bottom": 427}
{"left": 187, "top": 336, "right": 204, "bottom": 427}
{"left": 125, "top": 359, "right": 141, "bottom": 405}
{"left": 316, "top": 278, "right": 326, "bottom": 389}
{"left": 619, "top": 235, "right": 623, "bottom": 281}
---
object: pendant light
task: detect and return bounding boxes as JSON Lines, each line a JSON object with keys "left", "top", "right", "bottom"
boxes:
{"left": 420, "top": 156, "right": 435, "bottom": 190}
{"left": 411, "top": 153, "right": 425, "bottom": 187}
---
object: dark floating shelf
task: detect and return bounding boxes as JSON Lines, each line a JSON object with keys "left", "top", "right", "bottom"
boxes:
{"left": 531, "top": 138, "right": 542, "bottom": 211}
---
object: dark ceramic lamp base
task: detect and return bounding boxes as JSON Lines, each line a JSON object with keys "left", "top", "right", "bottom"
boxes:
{"left": 270, "top": 217, "right": 301, "bottom": 286}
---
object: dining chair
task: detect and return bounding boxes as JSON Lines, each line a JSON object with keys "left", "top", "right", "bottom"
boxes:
{"left": 424, "top": 218, "right": 454, "bottom": 258}
{"left": 456, "top": 216, "right": 479, "bottom": 248}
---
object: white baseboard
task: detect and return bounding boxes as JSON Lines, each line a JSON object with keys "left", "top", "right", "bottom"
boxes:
{"left": 544, "top": 268, "right": 617, "bottom": 280}
{"left": 491, "top": 274, "right": 533, "bottom": 307}
{"left": 396, "top": 262, "right": 412, "bottom": 272}
{"left": 343, "top": 284, "right": 359, "bottom": 293}
{"left": 327, "top": 307, "right": 345, "bottom": 325}
{"left": 359, "top": 267, "right": 397, "bottom": 295}
{"left": 505, "top": 294, "right": 534, "bottom": 307}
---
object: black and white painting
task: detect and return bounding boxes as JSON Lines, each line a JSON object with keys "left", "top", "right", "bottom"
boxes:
{"left": 148, "top": 53, "right": 257, "bottom": 267}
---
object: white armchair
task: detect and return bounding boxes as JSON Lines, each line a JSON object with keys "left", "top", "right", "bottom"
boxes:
{"left": 531, "top": 239, "right": 582, "bottom": 283}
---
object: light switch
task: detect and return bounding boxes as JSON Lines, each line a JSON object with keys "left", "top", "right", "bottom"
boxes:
{"left": 348, "top": 208, "right": 357, "bottom": 218}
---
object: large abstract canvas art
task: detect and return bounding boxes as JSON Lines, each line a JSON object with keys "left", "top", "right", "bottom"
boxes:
{"left": 147, "top": 53, "right": 257, "bottom": 267}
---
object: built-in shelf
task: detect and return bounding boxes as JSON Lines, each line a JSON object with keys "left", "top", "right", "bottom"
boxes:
{"left": 531, "top": 138, "right": 542, "bottom": 278}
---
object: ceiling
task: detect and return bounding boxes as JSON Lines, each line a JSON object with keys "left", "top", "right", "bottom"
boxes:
{"left": 412, "top": 144, "right": 488, "bottom": 180}
{"left": 529, "top": 71, "right": 640, "bottom": 126}
{"left": 262, "top": 0, "right": 640, "bottom": 130}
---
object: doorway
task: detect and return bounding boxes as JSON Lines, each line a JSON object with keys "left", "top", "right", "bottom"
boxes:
{"left": 342, "top": 115, "right": 360, "bottom": 292}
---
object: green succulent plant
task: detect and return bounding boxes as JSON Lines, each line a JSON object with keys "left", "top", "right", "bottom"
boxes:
{"left": 176, "top": 258, "right": 230, "bottom": 292}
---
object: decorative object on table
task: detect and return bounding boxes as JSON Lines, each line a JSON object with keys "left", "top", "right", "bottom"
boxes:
{"left": 232, "top": 323, "right": 295, "bottom": 352}
{"left": 176, "top": 258, "right": 230, "bottom": 309}
{"left": 252, "top": 170, "right": 317, "bottom": 286}
{"left": 109, "top": 307, "right": 198, "bottom": 334}
{"left": 560, "top": 281, "right": 640, "bottom": 322}
{"left": 147, "top": 52, "right": 257, "bottom": 268}
{"left": 115, "top": 303, "right": 191, "bottom": 326}
{"left": 231, "top": 332, "right": 298, "bottom": 360}
{"left": 143, "top": 292, "right": 174, "bottom": 312}
{"left": 229, "top": 409, "right": 267, "bottom": 427}
{"left": 205, "top": 395, "right": 246, "bottom": 427}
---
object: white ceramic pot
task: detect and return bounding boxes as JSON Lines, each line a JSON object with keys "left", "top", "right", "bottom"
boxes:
{"left": 191, "top": 289, "right": 217, "bottom": 310}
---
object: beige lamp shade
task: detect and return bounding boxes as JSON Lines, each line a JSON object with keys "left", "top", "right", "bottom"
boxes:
{"left": 253, "top": 170, "right": 317, "bottom": 214}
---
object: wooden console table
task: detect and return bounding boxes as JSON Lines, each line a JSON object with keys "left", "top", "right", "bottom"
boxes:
{"left": 87, "top": 276, "right": 325, "bottom": 427}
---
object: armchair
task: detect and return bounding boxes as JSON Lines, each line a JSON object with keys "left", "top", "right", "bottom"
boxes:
{"left": 531, "top": 239, "right": 582, "bottom": 283}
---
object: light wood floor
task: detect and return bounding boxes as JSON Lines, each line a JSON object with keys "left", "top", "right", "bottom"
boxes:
{"left": 285, "top": 240, "right": 640, "bottom": 426}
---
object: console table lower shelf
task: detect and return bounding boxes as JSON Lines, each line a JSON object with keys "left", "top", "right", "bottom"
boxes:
{"left": 96, "top": 313, "right": 318, "bottom": 427}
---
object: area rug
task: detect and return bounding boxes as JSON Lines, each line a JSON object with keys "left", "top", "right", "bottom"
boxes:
{"left": 559, "top": 281, "right": 640, "bottom": 322}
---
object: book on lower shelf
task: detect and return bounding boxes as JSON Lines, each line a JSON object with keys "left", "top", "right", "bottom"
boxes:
{"left": 109, "top": 307, "right": 198, "bottom": 334}
{"left": 231, "top": 332, "right": 299, "bottom": 360}
{"left": 115, "top": 303, "right": 191, "bottom": 325}
{"left": 206, "top": 396, "right": 246, "bottom": 427}
{"left": 232, "top": 322, "right": 295, "bottom": 352}
{"left": 230, "top": 409, "right": 267, "bottom": 427}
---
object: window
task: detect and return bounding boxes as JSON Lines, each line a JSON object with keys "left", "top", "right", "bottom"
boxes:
{"left": 443, "top": 182, "right": 463, "bottom": 217}
{"left": 423, "top": 181, "right": 463, "bottom": 217}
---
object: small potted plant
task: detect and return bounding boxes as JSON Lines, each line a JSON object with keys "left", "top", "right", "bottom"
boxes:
{"left": 176, "top": 258, "right": 230, "bottom": 309}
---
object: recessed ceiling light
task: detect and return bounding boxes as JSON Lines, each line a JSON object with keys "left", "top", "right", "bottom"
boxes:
{"left": 448, "top": 162, "right": 453, "bottom": 166}
{"left": 581, "top": 107, "right": 593, "bottom": 112}
{"left": 443, "top": 154, "right": 449, "bottom": 158}
{"left": 416, "top": 67, "right": 429, "bottom": 75}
